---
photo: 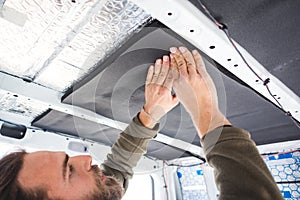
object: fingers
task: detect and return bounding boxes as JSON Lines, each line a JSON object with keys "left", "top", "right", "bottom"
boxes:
{"left": 170, "top": 54, "right": 179, "bottom": 80}
{"left": 149, "top": 49, "right": 204, "bottom": 90}
{"left": 192, "top": 49, "right": 207, "bottom": 75}
{"left": 149, "top": 56, "right": 173, "bottom": 90}
{"left": 156, "top": 56, "right": 170, "bottom": 85}
{"left": 163, "top": 67, "right": 173, "bottom": 90}
{"left": 170, "top": 47, "right": 188, "bottom": 76}
{"left": 146, "top": 65, "right": 154, "bottom": 85}
{"left": 178, "top": 47, "right": 197, "bottom": 76}
{"left": 151, "top": 59, "right": 162, "bottom": 83}
{"left": 170, "top": 47, "right": 205, "bottom": 78}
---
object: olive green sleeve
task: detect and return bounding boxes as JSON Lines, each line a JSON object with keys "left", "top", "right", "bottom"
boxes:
{"left": 200, "top": 126, "right": 283, "bottom": 200}
{"left": 101, "top": 114, "right": 159, "bottom": 190}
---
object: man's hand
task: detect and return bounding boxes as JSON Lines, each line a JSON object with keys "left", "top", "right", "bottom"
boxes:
{"left": 170, "top": 47, "right": 230, "bottom": 137}
{"left": 139, "top": 56, "right": 179, "bottom": 128}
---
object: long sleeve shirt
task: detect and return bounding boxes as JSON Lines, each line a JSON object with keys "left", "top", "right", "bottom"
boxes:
{"left": 101, "top": 115, "right": 284, "bottom": 199}
{"left": 201, "top": 126, "right": 284, "bottom": 200}
{"left": 101, "top": 114, "right": 159, "bottom": 190}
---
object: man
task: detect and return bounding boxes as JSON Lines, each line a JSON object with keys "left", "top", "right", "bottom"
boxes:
{"left": 0, "top": 47, "right": 283, "bottom": 200}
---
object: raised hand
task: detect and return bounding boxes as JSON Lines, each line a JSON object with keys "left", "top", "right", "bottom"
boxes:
{"left": 170, "top": 47, "right": 230, "bottom": 137}
{"left": 139, "top": 56, "right": 179, "bottom": 128}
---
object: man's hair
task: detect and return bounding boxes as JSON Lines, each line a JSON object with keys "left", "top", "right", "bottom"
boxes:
{"left": 0, "top": 151, "right": 50, "bottom": 200}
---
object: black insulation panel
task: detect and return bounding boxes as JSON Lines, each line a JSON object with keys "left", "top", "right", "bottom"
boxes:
{"left": 192, "top": 0, "right": 300, "bottom": 95}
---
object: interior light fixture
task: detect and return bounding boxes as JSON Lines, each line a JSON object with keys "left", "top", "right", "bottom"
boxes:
{"left": 68, "top": 141, "right": 88, "bottom": 153}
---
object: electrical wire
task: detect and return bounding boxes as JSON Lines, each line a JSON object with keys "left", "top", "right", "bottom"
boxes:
{"left": 196, "top": 0, "right": 300, "bottom": 129}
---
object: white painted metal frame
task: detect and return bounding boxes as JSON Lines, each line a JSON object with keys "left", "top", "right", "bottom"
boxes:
{"left": 0, "top": 72, "right": 204, "bottom": 157}
{"left": 130, "top": 0, "right": 300, "bottom": 122}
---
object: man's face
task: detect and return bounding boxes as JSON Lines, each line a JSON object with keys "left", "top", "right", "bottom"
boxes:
{"left": 18, "top": 151, "right": 122, "bottom": 200}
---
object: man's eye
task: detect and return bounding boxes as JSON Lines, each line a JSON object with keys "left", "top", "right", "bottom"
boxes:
{"left": 69, "top": 165, "right": 73, "bottom": 177}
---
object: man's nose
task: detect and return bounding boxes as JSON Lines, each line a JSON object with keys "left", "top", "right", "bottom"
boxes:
{"left": 73, "top": 155, "right": 92, "bottom": 171}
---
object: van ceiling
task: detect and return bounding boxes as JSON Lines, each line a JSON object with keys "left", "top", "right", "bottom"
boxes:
{"left": 1, "top": 0, "right": 300, "bottom": 160}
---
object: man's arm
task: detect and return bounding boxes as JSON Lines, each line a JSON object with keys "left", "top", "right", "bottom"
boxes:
{"left": 101, "top": 56, "right": 179, "bottom": 191}
{"left": 201, "top": 126, "right": 283, "bottom": 199}
{"left": 170, "top": 47, "right": 283, "bottom": 199}
{"left": 101, "top": 114, "right": 159, "bottom": 190}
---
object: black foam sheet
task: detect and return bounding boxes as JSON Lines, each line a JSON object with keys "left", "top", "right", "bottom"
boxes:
{"left": 192, "top": 0, "right": 300, "bottom": 95}
{"left": 33, "top": 1, "right": 300, "bottom": 160}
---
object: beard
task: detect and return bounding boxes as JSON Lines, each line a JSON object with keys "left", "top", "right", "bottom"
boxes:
{"left": 87, "top": 165, "right": 124, "bottom": 200}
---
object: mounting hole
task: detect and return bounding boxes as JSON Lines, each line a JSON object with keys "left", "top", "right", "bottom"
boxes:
{"left": 190, "top": 29, "right": 194, "bottom": 33}
{"left": 227, "top": 58, "right": 232, "bottom": 61}
{"left": 234, "top": 64, "right": 238, "bottom": 67}
{"left": 255, "top": 80, "right": 259, "bottom": 82}
{"left": 32, "top": 130, "right": 35, "bottom": 133}
{"left": 27, "top": 98, "right": 30, "bottom": 101}
{"left": 209, "top": 46, "right": 215, "bottom": 49}
{"left": 295, "top": 111, "right": 298, "bottom": 113}
{"left": 167, "top": 12, "right": 172, "bottom": 16}
{"left": 71, "top": 0, "right": 76, "bottom": 3}
{"left": 277, "top": 97, "right": 281, "bottom": 99}
{"left": 273, "top": 94, "right": 277, "bottom": 97}
{"left": 13, "top": 94, "right": 18, "bottom": 97}
{"left": 66, "top": 138, "right": 69, "bottom": 140}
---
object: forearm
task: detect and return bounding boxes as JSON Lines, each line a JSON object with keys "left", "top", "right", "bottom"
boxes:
{"left": 101, "top": 114, "right": 158, "bottom": 190}
{"left": 193, "top": 106, "right": 231, "bottom": 138}
{"left": 201, "top": 126, "right": 283, "bottom": 200}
